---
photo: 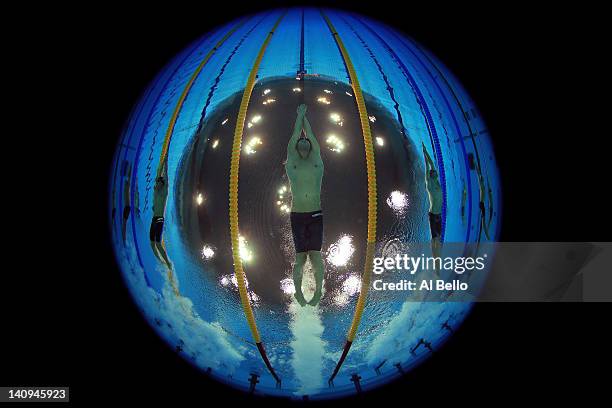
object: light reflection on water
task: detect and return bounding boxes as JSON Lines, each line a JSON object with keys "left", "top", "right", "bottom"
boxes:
{"left": 218, "top": 273, "right": 261, "bottom": 307}
{"left": 387, "top": 190, "right": 409, "bottom": 215}
{"left": 280, "top": 277, "right": 295, "bottom": 295}
{"left": 201, "top": 244, "right": 215, "bottom": 260}
{"left": 326, "top": 234, "right": 355, "bottom": 267}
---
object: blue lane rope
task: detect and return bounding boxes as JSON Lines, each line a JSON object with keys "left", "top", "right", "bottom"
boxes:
{"left": 194, "top": 15, "right": 265, "bottom": 136}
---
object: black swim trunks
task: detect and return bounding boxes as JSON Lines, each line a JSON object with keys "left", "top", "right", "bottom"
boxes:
{"left": 290, "top": 210, "right": 323, "bottom": 253}
{"left": 428, "top": 212, "right": 442, "bottom": 240}
{"left": 123, "top": 206, "right": 131, "bottom": 221}
{"left": 150, "top": 216, "right": 164, "bottom": 243}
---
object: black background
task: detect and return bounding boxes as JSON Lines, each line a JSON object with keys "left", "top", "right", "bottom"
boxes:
{"left": 3, "top": 1, "right": 609, "bottom": 405}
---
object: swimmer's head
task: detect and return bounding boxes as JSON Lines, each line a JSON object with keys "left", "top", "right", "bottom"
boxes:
{"left": 155, "top": 176, "right": 165, "bottom": 186}
{"left": 296, "top": 138, "right": 312, "bottom": 159}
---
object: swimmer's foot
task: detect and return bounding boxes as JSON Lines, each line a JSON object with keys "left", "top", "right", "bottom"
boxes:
{"left": 166, "top": 269, "right": 180, "bottom": 296}
{"left": 308, "top": 291, "right": 322, "bottom": 306}
{"left": 294, "top": 291, "right": 307, "bottom": 307}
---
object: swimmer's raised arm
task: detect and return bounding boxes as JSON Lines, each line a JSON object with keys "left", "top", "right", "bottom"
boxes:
{"left": 287, "top": 104, "right": 306, "bottom": 160}
{"left": 423, "top": 143, "right": 434, "bottom": 174}
{"left": 156, "top": 158, "right": 168, "bottom": 180}
{"left": 303, "top": 115, "right": 321, "bottom": 157}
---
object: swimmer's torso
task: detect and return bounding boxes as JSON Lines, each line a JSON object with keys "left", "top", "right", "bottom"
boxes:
{"left": 427, "top": 175, "right": 443, "bottom": 214}
{"left": 286, "top": 155, "right": 324, "bottom": 212}
{"left": 152, "top": 179, "right": 168, "bottom": 217}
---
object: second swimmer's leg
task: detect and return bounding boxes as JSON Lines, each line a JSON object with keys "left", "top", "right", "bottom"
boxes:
{"left": 308, "top": 250, "right": 324, "bottom": 306}
{"left": 431, "top": 237, "right": 442, "bottom": 277}
{"left": 293, "top": 252, "right": 308, "bottom": 306}
{"left": 156, "top": 241, "right": 179, "bottom": 295}
{"left": 428, "top": 212, "right": 443, "bottom": 278}
{"left": 157, "top": 241, "right": 173, "bottom": 271}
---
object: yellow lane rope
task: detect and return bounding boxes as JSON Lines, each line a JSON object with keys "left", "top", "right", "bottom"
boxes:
{"left": 229, "top": 11, "right": 286, "bottom": 386}
{"left": 150, "top": 21, "right": 245, "bottom": 296}
{"left": 156, "top": 19, "right": 246, "bottom": 176}
{"left": 321, "top": 9, "right": 378, "bottom": 383}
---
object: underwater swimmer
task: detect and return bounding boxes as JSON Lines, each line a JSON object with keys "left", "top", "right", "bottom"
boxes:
{"left": 423, "top": 143, "right": 443, "bottom": 260}
{"left": 286, "top": 104, "right": 325, "bottom": 307}
{"left": 149, "top": 161, "right": 178, "bottom": 294}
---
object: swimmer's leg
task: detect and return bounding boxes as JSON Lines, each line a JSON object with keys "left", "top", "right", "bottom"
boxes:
{"left": 428, "top": 212, "right": 443, "bottom": 278}
{"left": 150, "top": 236, "right": 178, "bottom": 295}
{"left": 308, "top": 250, "right": 324, "bottom": 306}
{"left": 149, "top": 217, "right": 173, "bottom": 270}
{"left": 157, "top": 241, "right": 173, "bottom": 270}
{"left": 150, "top": 241, "right": 164, "bottom": 267}
{"left": 293, "top": 252, "right": 308, "bottom": 306}
{"left": 121, "top": 206, "right": 130, "bottom": 243}
{"left": 157, "top": 241, "right": 179, "bottom": 295}
{"left": 431, "top": 237, "right": 442, "bottom": 278}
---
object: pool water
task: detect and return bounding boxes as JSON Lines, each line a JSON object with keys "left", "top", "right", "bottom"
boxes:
{"left": 110, "top": 8, "right": 501, "bottom": 399}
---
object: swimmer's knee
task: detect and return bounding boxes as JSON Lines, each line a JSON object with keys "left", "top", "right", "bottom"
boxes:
{"left": 307, "top": 250, "right": 322, "bottom": 260}
{"left": 295, "top": 252, "right": 307, "bottom": 264}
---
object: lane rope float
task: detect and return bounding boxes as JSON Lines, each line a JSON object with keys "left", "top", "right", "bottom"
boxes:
{"left": 320, "top": 9, "right": 378, "bottom": 386}
{"left": 229, "top": 11, "right": 286, "bottom": 388}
